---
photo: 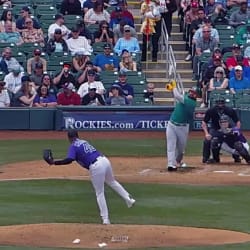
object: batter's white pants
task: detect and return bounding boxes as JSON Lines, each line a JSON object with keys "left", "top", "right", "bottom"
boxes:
{"left": 89, "top": 156, "right": 131, "bottom": 223}
{"left": 166, "top": 121, "right": 189, "bottom": 167}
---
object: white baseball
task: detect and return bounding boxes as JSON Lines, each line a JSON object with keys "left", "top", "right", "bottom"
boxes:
{"left": 72, "top": 238, "right": 80, "bottom": 244}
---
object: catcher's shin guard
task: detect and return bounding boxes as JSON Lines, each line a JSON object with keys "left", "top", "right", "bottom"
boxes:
{"left": 234, "top": 141, "right": 250, "bottom": 163}
{"left": 202, "top": 139, "right": 211, "bottom": 162}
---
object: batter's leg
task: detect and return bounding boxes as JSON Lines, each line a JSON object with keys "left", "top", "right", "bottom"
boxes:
{"left": 166, "top": 122, "right": 177, "bottom": 167}
{"left": 176, "top": 125, "right": 189, "bottom": 164}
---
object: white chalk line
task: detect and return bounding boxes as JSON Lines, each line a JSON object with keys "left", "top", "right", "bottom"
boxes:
{"left": 139, "top": 169, "right": 152, "bottom": 174}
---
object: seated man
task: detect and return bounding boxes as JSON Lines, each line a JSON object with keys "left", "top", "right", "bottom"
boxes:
{"left": 229, "top": 2, "right": 250, "bottom": 28}
{"left": 82, "top": 83, "right": 106, "bottom": 106}
{"left": 57, "top": 82, "right": 81, "bottom": 105}
{"left": 0, "top": 81, "right": 10, "bottom": 107}
{"left": 106, "top": 83, "right": 129, "bottom": 105}
{"left": 94, "top": 43, "right": 119, "bottom": 72}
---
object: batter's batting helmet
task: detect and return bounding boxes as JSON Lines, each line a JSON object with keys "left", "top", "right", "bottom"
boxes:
{"left": 188, "top": 86, "right": 199, "bottom": 99}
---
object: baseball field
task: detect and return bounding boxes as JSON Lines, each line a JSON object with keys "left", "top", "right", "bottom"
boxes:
{"left": 0, "top": 130, "right": 250, "bottom": 249}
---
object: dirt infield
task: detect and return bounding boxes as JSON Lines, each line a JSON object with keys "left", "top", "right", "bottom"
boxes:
{"left": 1, "top": 130, "right": 250, "bottom": 249}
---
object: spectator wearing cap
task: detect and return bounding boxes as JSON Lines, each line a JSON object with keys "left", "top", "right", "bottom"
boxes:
{"left": 229, "top": 65, "right": 250, "bottom": 93}
{"left": 72, "top": 49, "right": 91, "bottom": 73}
{"left": 229, "top": 55, "right": 250, "bottom": 79}
{"left": 81, "top": 83, "right": 106, "bottom": 106}
{"left": 12, "top": 75, "right": 37, "bottom": 107}
{"left": 113, "top": 20, "right": 137, "bottom": 44}
{"left": 77, "top": 69, "right": 105, "bottom": 98}
{"left": 94, "top": 20, "right": 114, "bottom": 45}
{"left": 84, "top": 0, "right": 110, "bottom": 25}
{"left": 225, "top": 44, "right": 249, "bottom": 71}
{"left": 109, "top": 6, "right": 134, "bottom": 31}
{"left": 60, "top": 0, "right": 82, "bottom": 15}
{"left": 119, "top": 49, "right": 137, "bottom": 72}
{"left": 16, "top": 6, "right": 40, "bottom": 31}
{"left": 236, "top": 19, "right": 250, "bottom": 46}
{"left": 4, "top": 65, "right": 25, "bottom": 94}
{"left": 53, "top": 63, "right": 76, "bottom": 89}
{"left": 106, "top": 83, "right": 129, "bottom": 105}
{"left": 206, "top": 48, "right": 225, "bottom": 67}
{"left": 110, "top": 71, "right": 134, "bottom": 103}
{"left": 0, "top": 20, "right": 24, "bottom": 46}
{"left": 0, "top": 81, "right": 10, "bottom": 107}
{"left": 229, "top": 2, "right": 250, "bottom": 28}
{"left": 57, "top": 82, "right": 81, "bottom": 105}
{"left": 184, "top": 1, "right": 200, "bottom": 29}
{"left": 29, "top": 62, "right": 45, "bottom": 87}
{"left": 48, "top": 14, "right": 71, "bottom": 41}
{"left": 21, "top": 17, "right": 45, "bottom": 47}
{"left": 110, "top": 0, "right": 133, "bottom": 22}
{"left": 94, "top": 43, "right": 119, "bottom": 71}
{"left": 66, "top": 26, "right": 93, "bottom": 56}
{"left": 76, "top": 61, "right": 100, "bottom": 87}
{"left": 0, "top": 10, "right": 17, "bottom": 33}
{"left": 113, "top": 25, "right": 140, "bottom": 56}
{"left": 83, "top": 0, "right": 98, "bottom": 13}
{"left": 33, "top": 84, "right": 57, "bottom": 107}
{"left": 45, "top": 28, "right": 69, "bottom": 56}
{"left": 26, "top": 48, "right": 47, "bottom": 75}
{"left": 0, "top": 47, "right": 24, "bottom": 74}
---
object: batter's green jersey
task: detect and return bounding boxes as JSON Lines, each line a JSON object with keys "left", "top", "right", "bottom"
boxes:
{"left": 170, "top": 94, "right": 196, "bottom": 124}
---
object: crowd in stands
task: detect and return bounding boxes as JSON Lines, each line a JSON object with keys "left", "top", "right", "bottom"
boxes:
{"left": 179, "top": 0, "right": 250, "bottom": 108}
{"left": 0, "top": 0, "right": 156, "bottom": 108}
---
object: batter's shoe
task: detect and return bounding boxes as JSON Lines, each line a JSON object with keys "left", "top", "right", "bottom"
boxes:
{"left": 126, "top": 198, "right": 136, "bottom": 208}
{"left": 167, "top": 166, "right": 177, "bottom": 171}
{"left": 103, "top": 219, "right": 111, "bottom": 225}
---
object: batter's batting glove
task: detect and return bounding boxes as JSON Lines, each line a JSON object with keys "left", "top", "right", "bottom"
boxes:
{"left": 43, "top": 149, "right": 54, "bottom": 165}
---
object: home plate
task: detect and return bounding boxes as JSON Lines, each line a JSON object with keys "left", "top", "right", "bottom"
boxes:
{"left": 139, "top": 169, "right": 152, "bottom": 174}
{"left": 213, "top": 170, "right": 234, "bottom": 173}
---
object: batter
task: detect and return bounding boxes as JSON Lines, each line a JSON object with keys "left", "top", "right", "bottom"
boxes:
{"left": 166, "top": 84, "right": 198, "bottom": 171}
{"left": 51, "top": 130, "right": 136, "bottom": 225}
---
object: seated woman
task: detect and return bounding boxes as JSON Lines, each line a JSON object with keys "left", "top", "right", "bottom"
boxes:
{"left": 33, "top": 84, "right": 57, "bottom": 107}
{"left": 119, "top": 49, "right": 137, "bottom": 72}
{"left": 21, "top": 18, "right": 45, "bottom": 47}
{"left": 41, "top": 74, "right": 58, "bottom": 98}
{"left": 0, "top": 9, "right": 16, "bottom": 32}
{"left": 72, "top": 50, "right": 91, "bottom": 73}
{"left": 106, "top": 83, "right": 129, "bottom": 105}
{"left": 94, "top": 20, "right": 114, "bottom": 45}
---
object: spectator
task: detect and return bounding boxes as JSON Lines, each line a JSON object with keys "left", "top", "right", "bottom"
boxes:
{"left": 84, "top": 0, "right": 110, "bottom": 25}
{"left": 77, "top": 69, "right": 105, "bottom": 98}
{"left": 0, "top": 80, "right": 10, "bottom": 107}
{"left": 143, "top": 82, "right": 155, "bottom": 104}
{"left": 72, "top": 49, "right": 91, "bottom": 73}
{"left": 57, "top": 82, "right": 81, "bottom": 105}
{"left": 53, "top": 63, "right": 76, "bottom": 89}
{"left": 94, "top": 20, "right": 114, "bottom": 45}
{"left": 236, "top": 19, "right": 250, "bottom": 46}
{"left": 83, "top": 0, "right": 98, "bottom": 13}
{"left": 226, "top": 44, "right": 249, "bottom": 71}
{"left": 0, "top": 0, "right": 11, "bottom": 8}
{"left": 212, "top": 7, "right": 229, "bottom": 26}
{"left": 204, "top": 0, "right": 224, "bottom": 16}
{"left": 12, "top": 76, "right": 37, "bottom": 107}
{"left": 66, "top": 26, "right": 93, "bottom": 56}
{"left": 119, "top": 49, "right": 137, "bottom": 72}
{"left": 244, "top": 45, "right": 250, "bottom": 65}
{"left": 16, "top": 6, "right": 40, "bottom": 31}
{"left": 207, "top": 47, "right": 224, "bottom": 66}
{"left": 229, "top": 1, "right": 250, "bottom": 28}
{"left": 45, "top": 28, "right": 69, "bottom": 55}
{"left": 229, "top": 55, "right": 250, "bottom": 79}
{"left": 110, "top": 1, "right": 133, "bottom": 22}
{"left": 106, "top": 83, "right": 129, "bottom": 105}
{"left": 229, "top": 65, "right": 250, "bottom": 93}
{"left": 82, "top": 83, "right": 106, "bottom": 105}
{"left": 0, "top": 9, "right": 16, "bottom": 32}
{"left": 26, "top": 48, "right": 47, "bottom": 75}
{"left": 29, "top": 62, "right": 44, "bottom": 88}
{"left": 4, "top": 65, "right": 24, "bottom": 94}
{"left": 41, "top": 73, "right": 58, "bottom": 98}
{"left": 60, "top": 0, "right": 82, "bottom": 15}
{"left": 192, "top": 25, "right": 218, "bottom": 80}
{"left": 113, "top": 25, "right": 140, "bottom": 56}
{"left": 48, "top": 13, "right": 71, "bottom": 41}
{"left": 113, "top": 20, "right": 137, "bottom": 44}
{"left": 140, "top": 0, "right": 162, "bottom": 62}
{"left": 21, "top": 17, "right": 45, "bottom": 47}
{"left": 112, "top": 71, "right": 134, "bottom": 103}
{"left": 0, "top": 47, "right": 24, "bottom": 74}
{"left": 76, "top": 60, "right": 100, "bottom": 88}
{"left": 94, "top": 43, "right": 119, "bottom": 72}
{"left": 74, "top": 20, "right": 92, "bottom": 44}
{"left": 184, "top": 1, "right": 199, "bottom": 34}
{"left": 33, "top": 84, "right": 57, "bottom": 107}
{"left": 109, "top": 6, "right": 134, "bottom": 30}
{"left": 0, "top": 20, "right": 24, "bottom": 45}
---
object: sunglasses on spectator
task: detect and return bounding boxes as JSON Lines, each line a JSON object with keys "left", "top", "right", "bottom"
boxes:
{"left": 216, "top": 71, "right": 223, "bottom": 74}
{"left": 25, "top": 21, "right": 32, "bottom": 24}
{"left": 102, "top": 26, "right": 108, "bottom": 28}
{"left": 203, "top": 30, "right": 211, "bottom": 33}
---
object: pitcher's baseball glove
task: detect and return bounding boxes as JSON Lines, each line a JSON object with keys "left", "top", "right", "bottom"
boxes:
{"left": 43, "top": 149, "right": 54, "bottom": 165}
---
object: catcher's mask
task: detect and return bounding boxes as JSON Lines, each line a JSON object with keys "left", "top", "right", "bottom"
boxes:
{"left": 219, "top": 114, "right": 229, "bottom": 129}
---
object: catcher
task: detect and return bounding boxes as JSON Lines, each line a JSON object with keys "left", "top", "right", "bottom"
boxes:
{"left": 43, "top": 130, "right": 136, "bottom": 225}
{"left": 165, "top": 80, "right": 198, "bottom": 171}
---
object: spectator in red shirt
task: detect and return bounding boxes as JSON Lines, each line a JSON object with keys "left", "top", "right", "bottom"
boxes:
{"left": 226, "top": 44, "right": 249, "bottom": 71}
{"left": 57, "top": 82, "right": 81, "bottom": 105}
{"left": 110, "top": 3, "right": 134, "bottom": 25}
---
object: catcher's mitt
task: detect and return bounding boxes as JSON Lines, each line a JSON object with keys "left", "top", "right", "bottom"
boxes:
{"left": 43, "top": 149, "right": 54, "bottom": 165}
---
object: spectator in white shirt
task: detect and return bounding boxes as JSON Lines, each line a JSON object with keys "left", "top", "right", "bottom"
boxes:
{"left": 0, "top": 80, "right": 10, "bottom": 107}
{"left": 66, "top": 26, "right": 93, "bottom": 55}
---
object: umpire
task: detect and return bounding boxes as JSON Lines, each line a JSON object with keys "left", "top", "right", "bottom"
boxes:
{"left": 201, "top": 97, "right": 241, "bottom": 163}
